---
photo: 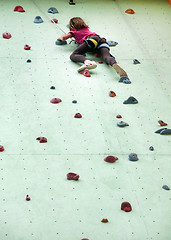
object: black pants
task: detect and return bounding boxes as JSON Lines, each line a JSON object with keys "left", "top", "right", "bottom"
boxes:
{"left": 70, "top": 35, "right": 117, "bottom": 66}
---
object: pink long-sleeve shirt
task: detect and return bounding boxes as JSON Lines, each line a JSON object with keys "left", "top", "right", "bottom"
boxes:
{"left": 69, "top": 28, "right": 98, "bottom": 44}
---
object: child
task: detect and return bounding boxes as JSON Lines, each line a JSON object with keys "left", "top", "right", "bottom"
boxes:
{"left": 57, "top": 17, "right": 129, "bottom": 79}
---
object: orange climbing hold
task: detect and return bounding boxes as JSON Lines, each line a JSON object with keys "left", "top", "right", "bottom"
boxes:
{"left": 101, "top": 218, "right": 108, "bottom": 223}
{"left": 158, "top": 120, "right": 167, "bottom": 126}
{"left": 125, "top": 9, "right": 135, "bottom": 14}
{"left": 109, "top": 91, "right": 116, "bottom": 97}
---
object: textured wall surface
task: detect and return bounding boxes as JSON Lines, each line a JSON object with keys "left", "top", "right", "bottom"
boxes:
{"left": 0, "top": 0, "right": 171, "bottom": 239}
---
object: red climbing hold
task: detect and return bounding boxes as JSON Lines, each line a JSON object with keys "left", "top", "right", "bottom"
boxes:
{"left": 0, "top": 145, "right": 4, "bottom": 152}
{"left": 36, "top": 137, "right": 47, "bottom": 143}
{"left": 24, "top": 44, "right": 31, "bottom": 50}
{"left": 51, "top": 18, "right": 58, "bottom": 23}
{"left": 67, "top": 173, "right": 79, "bottom": 181}
{"left": 2, "top": 32, "right": 12, "bottom": 39}
{"left": 14, "top": 6, "right": 25, "bottom": 12}
{"left": 158, "top": 120, "right": 167, "bottom": 126}
{"left": 116, "top": 115, "right": 122, "bottom": 118}
{"left": 125, "top": 9, "right": 135, "bottom": 14}
{"left": 121, "top": 202, "right": 132, "bottom": 212}
{"left": 79, "top": 68, "right": 91, "bottom": 77}
{"left": 74, "top": 113, "right": 82, "bottom": 118}
{"left": 26, "top": 195, "right": 31, "bottom": 201}
{"left": 104, "top": 155, "right": 118, "bottom": 163}
{"left": 109, "top": 91, "right": 116, "bottom": 97}
{"left": 98, "top": 61, "right": 103, "bottom": 64}
{"left": 50, "top": 98, "right": 62, "bottom": 104}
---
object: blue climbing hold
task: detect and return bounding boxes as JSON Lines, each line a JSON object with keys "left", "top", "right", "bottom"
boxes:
{"left": 48, "top": 7, "right": 58, "bottom": 14}
{"left": 133, "top": 59, "right": 141, "bottom": 64}
{"left": 72, "top": 100, "right": 77, "bottom": 104}
{"left": 66, "top": 24, "right": 69, "bottom": 28}
{"left": 33, "top": 16, "right": 43, "bottom": 23}
{"left": 107, "top": 41, "right": 118, "bottom": 46}
{"left": 155, "top": 128, "right": 167, "bottom": 134}
{"left": 55, "top": 40, "right": 67, "bottom": 45}
{"left": 160, "top": 128, "right": 171, "bottom": 135}
{"left": 128, "top": 153, "right": 139, "bottom": 161}
{"left": 50, "top": 86, "right": 55, "bottom": 89}
{"left": 162, "top": 185, "right": 170, "bottom": 190}
{"left": 117, "top": 121, "right": 129, "bottom": 127}
{"left": 123, "top": 96, "right": 138, "bottom": 104}
{"left": 118, "top": 76, "right": 131, "bottom": 84}
{"left": 149, "top": 146, "right": 154, "bottom": 151}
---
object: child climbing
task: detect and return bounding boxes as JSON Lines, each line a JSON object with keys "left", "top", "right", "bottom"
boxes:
{"left": 57, "top": 17, "right": 129, "bottom": 81}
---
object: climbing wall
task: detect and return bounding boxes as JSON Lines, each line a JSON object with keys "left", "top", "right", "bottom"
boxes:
{"left": 0, "top": 0, "right": 171, "bottom": 239}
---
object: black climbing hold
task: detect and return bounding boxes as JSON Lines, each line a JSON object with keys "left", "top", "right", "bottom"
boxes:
{"left": 69, "top": 0, "right": 76, "bottom": 5}
{"left": 155, "top": 128, "right": 167, "bottom": 134}
{"left": 50, "top": 86, "right": 55, "bottom": 89}
{"left": 162, "top": 185, "right": 170, "bottom": 191}
{"left": 118, "top": 76, "right": 131, "bottom": 84}
{"left": 128, "top": 153, "right": 139, "bottom": 161}
{"left": 133, "top": 59, "right": 140, "bottom": 64}
{"left": 107, "top": 41, "right": 118, "bottom": 46}
{"left": 160, "top": 129, "right": 171, "bottom": 135}
{"left": 123, "top": 96, "right": 138, "bottom": 104}
{"left": 33, "top": 16, "right": 43, "bottom": 23}
{"left": 117, "top": 121, "right": 129, "bottom": 127}
{"left": 149, "top": 146, "right": 154, "bottom": 151}
{"left": 55, "top": 40, "right": 67, "bottom": 45}
{"left": 48, "top": 7, "right": 58, "bottom": 14}
{"left": 27, "top": 59, "right": 31, "bottom": 63}
{"left": 72, "top": 100, "right": 77, "bottom": 103}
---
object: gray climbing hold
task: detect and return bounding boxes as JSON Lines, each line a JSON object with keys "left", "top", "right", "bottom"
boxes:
{"left": 160, "top": 129, "right": 171, "bottom": 135}
{"left": 66, "top": 24, "right": 69, "bottom": 28}
{"left": 128, "top": 153, "right": 139, "bottom": 161}
{"left": 50, "top": 86, "right": 55, "bottom": 89}
{"left": 162, "top": 185, "right": 170, "bottom": 190}
{"left": 118, "top": 76, "right": 131, "bottom": 84}
{"left": 55, "top": 40, "right": 67, "bottom": 45}
{"left": 133, "top": 59, "right": 140, "bottom": 64}
{"left": 107, "top": 41, "right": 118, "bottom": 46}
{"left": 117, "top": 121, "right": 129, "bottom": 127}
{"left": 123, "top": 96, "right": 138, "bottom": 104}
{"left": 48, "top": 7, "right": 58, "bottom": 14}
{"left": 72, "top": 100, "right": 77, "bottom": 103}
{"left": 149, "top": 146, "right": 154, "bottom": 151}
{"left": 33, "top": 16, "right": 43, "bottom": 23}
{"left": 155, "top": 128, "right": 167, "bottom": 134}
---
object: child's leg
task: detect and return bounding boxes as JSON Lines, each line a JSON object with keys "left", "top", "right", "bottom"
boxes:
{"left": 99, "top": 47, "right": 128, "bottom": 77}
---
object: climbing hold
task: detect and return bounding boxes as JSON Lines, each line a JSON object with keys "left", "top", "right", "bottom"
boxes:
{"left": 133, "top": 59, "right": 140, "bottom": 64}
{"left": 36, "top": 137, "right": 47, "bottom": 143}
{"left": 55, "top": 40, "right": 67, "bottom": 45}
{"left": 160, "top": 129, "right": 171, "bottom": 135}
{"left": 123, "top": 96, "right": 138, "bottom": 104}
{"left": 14, "top": 5, "right": 25, "bottom": 12}
{"left": 109, "top": 91, "right": 116, "bottom": 97}
{"left": 24, "top": 44, "right": 31, "bottom": 50}
{"left": 26, "top": 195, "right": 31, "bottom": 201}
{"left": 50, "top": 86, "right": 55, "bottom": 89}
{"left": 0, "top": 145, "right": 4, "bottom": 152}
{"left": 149, "top": 146, "right": 154, "bottom": 151}
{"left": 2, "top": 32, "right": 12, "bottom": 39}
{"left": 74, "top": 113, "right": 82, "bottom": 118}
{"left": 81, "top": 239, "right": 89, "bottom": 240}
{"left": 121, "top": 202, "right": 132, "bottom": 212}
{"left": 48, "top": 7, "right": 58, "bottom": 14}
{"left": 125, "top": 9, "right": 135, "bottom": 14}
{"left": 94, "top": 53, "right": 102, "bottom": 58}
{"left": 162, "top": 185, "right": 170, "bottom": 191}
{"left": 72, "top": 100, "right": 77, "bottom": 103}
{"left": 155, "top": 128, "right": 167, "bottom": 134}
{"left": 98, "top": 60, "right": 103, "bottom": 64}
{"left": 101, "top": 218, "right": 108, "bottom": 223}
{"left": 33, "top": 16, "right": 43, "bottom": 23}
{"left": 69, "top": 0, "right": 76, "bottom": 5}
{"left": 158, "top": 120, "right": 167, "bottom": 126}
{"left": 79, "top": 69, "right": 91, "bottom": 77}
{"left": 107, "top": 41, "right": 118, "bottom": 46}
{"left": 51, "top": 18, "right": 58, "bottom": 23}
{"left": 128, "top": 153, "right": 138, "bottom": 161}
{"left": 117, "top": 121, "right": 129, "bottom": 127}
{"left": 104, "top": 155, "right": 118, "bottom": 163}
{"left": 67, "top": 173, "right": 79, "bottom": 180}
{"left": 118, "top": 76, "right": 131, "bottom": 84}
{"left": 27, "top": 59, "right": 31, "bottom": 63}
{"left": 50, "top": 98, "right": 62, "bottom": 104}
{"left": 116, "top": 115, "right": 122, "bottom": 118}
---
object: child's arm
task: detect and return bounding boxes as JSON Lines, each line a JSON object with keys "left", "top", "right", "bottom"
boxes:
{"left": 57, "top": 32, "right": 73, "bottom": 41}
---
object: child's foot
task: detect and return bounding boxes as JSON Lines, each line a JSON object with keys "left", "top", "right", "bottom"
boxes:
{"left": 112, "top": 63, "right": 128, "bottom": 77}
{"left": 77, "top": 60, "right": 97, "bottom": 72}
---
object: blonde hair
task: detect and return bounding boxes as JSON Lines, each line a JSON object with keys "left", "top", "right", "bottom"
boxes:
{"left": 69, "top": 17, "right": 89, "bottom": 30}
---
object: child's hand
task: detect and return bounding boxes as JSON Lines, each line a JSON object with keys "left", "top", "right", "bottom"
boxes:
{"left": 57, "top": 37, "right": 63, "bottom": 41}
